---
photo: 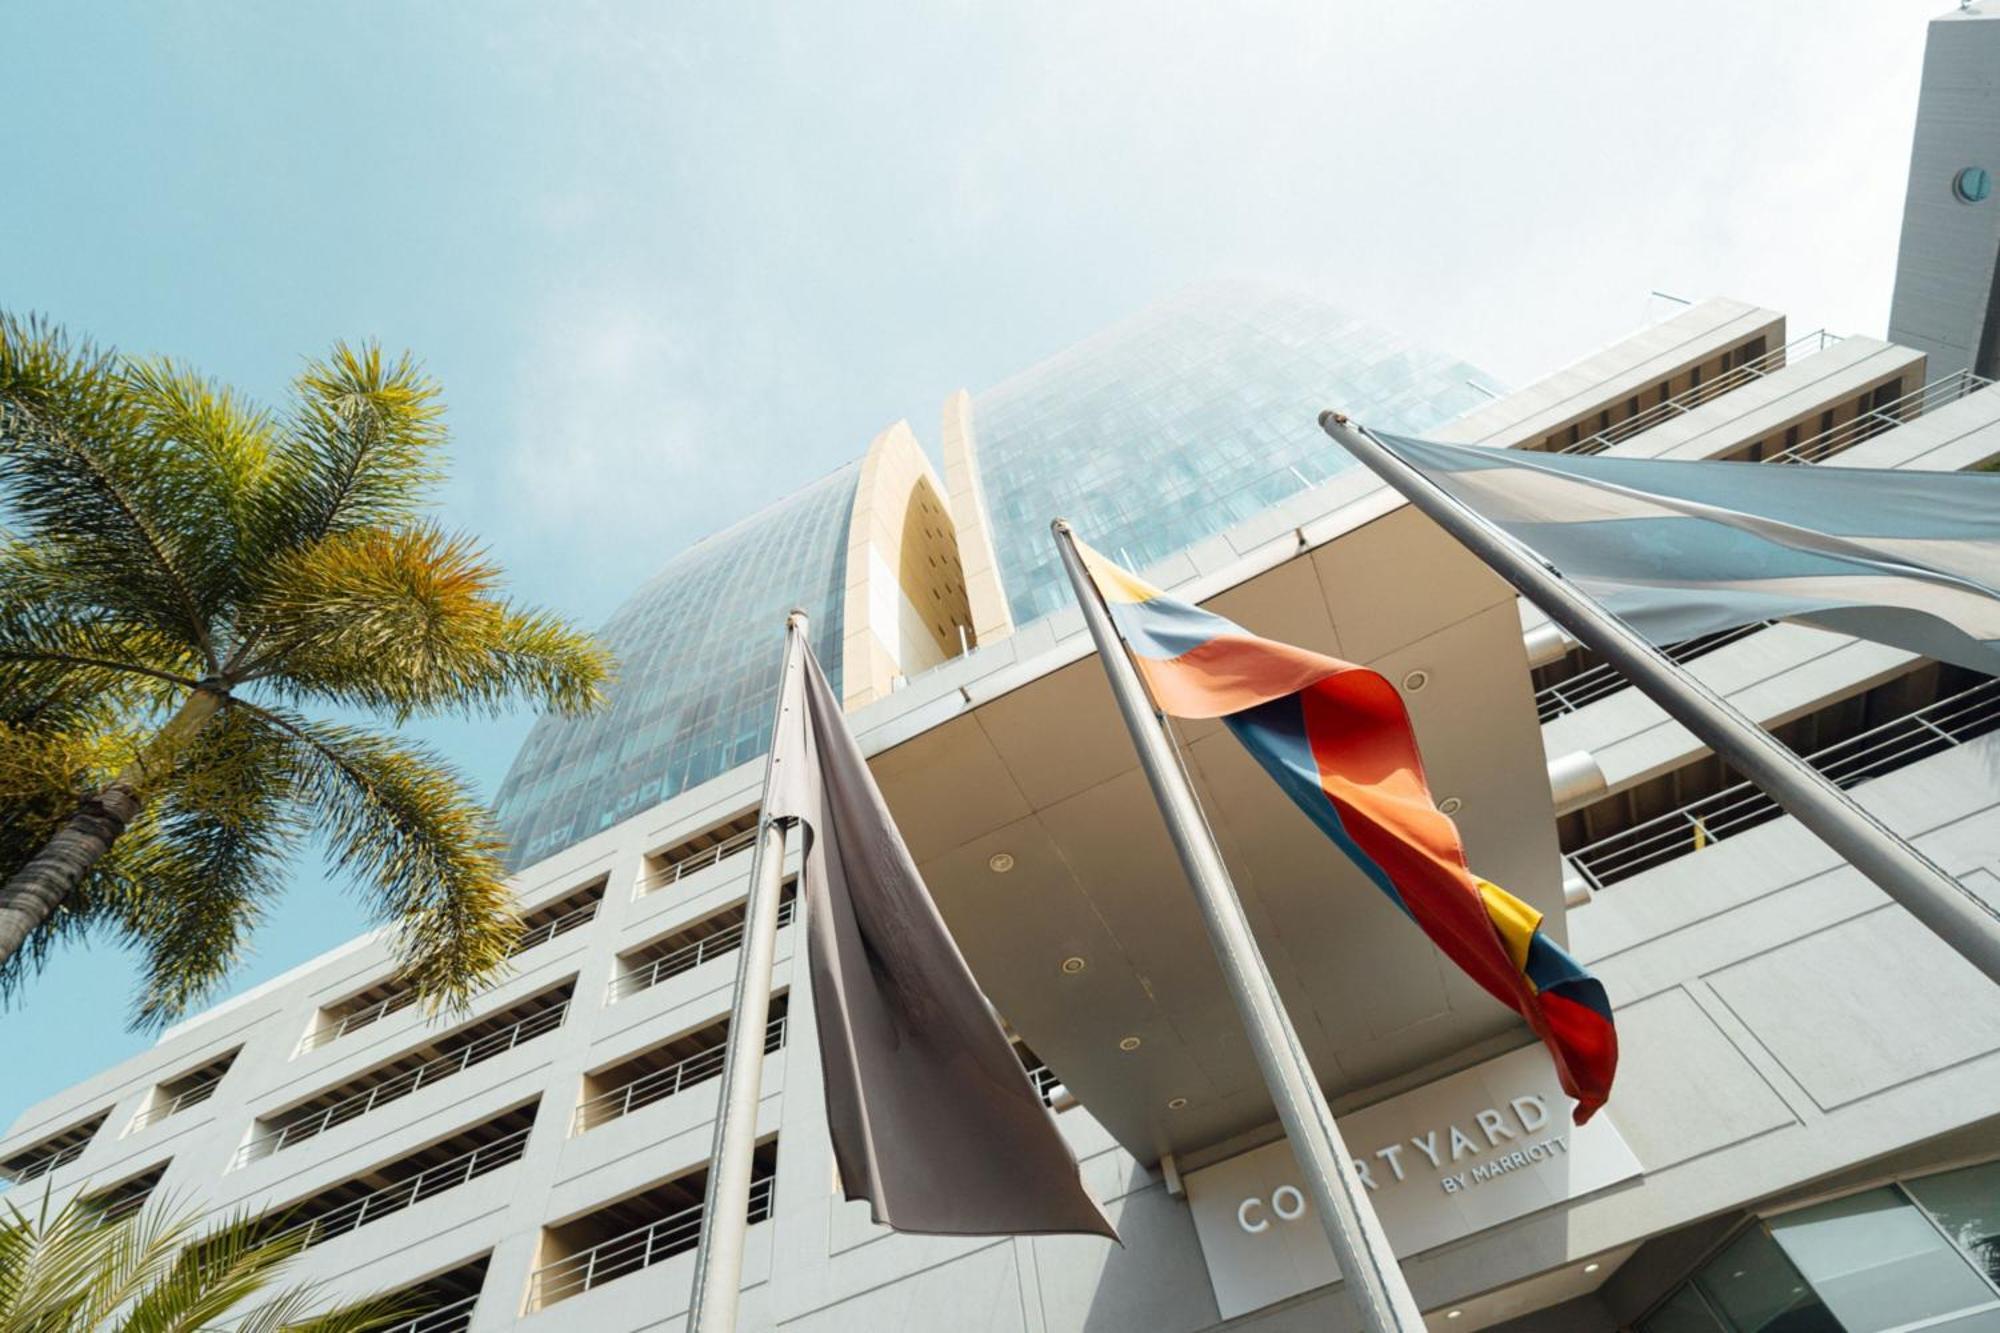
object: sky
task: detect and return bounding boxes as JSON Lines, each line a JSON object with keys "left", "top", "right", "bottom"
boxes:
{"left": 0, "top": 0, "right": 1948, "bottom": 1133}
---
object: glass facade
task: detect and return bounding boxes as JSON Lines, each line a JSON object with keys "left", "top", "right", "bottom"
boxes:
{"left": 492, "top": 464, "right": 858, "bottom": 868}
{"left": 969, "top": 281, "right": 1497, "bottom": 626}
{"left": 492, "top": 283, "right": 1497, "bottom": 867}
{"left": 1640, "top": 1162, "right": 2000, "bottom": 1333}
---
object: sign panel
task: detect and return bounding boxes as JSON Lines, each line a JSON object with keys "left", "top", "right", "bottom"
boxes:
{"left": 1183, "top": 1044, "right": 1642, "bottom": 1320}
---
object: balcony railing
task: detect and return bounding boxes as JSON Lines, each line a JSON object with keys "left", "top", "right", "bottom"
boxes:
{"left": 1569, "top": 678, "right": 2000, "bottom": 891}
{"left": 1022, "top": 1061, "right": 1077, "bottom": 1111}
{"left": 1559, "top": 331, "right": 1841, "bottom": 457}
{"left": 1766, "top": 367, "right": 1995, "bottom": 466}
{"left": 266, "top": 1124, "right": 532, "bottom": 1253}
{"left": 508, "top": 900, "right": 600, "bottom": 955}
{"left": 526, "top": 1175, "right": 775, "bottom": 1309}
{"left": 90, "top": 1183, "right": 158, "bottom": 1224}
{"left": 378, "top": 1295, "right": 479, "bottom": 1333}
{"left": 297, "top": 989, "right": 422, "bottom": 1055}
{"left": 609, "top": 898, "right": 797, "bottom": 1004}
{"left": 299, "top": 901, "right": 592, "bottom": 1058}
{"left": 5, "top": 1140, "right": 89, "bottom": 1186}
{"left": 127, "top": 1074, "right": 228, "bottom": 1134}
{"left": 572, "top": 1018, "right": 787, "bottom": 1134}
{"left": 236, "top": 1003, "right": 568, "bottom": 1167}
{"left": 1535, "top": 623, "right": 1770, "bottom": 723}
{"left": 637, "top": 825, "right": 761, "bottom": 897}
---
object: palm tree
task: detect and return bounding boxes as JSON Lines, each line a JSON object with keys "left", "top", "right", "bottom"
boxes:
{"left": 0, "top": 1190, "right": 412, "bottom": 1331}
{"left": 0, "top": 315, "right": 612, "bottom": 1028}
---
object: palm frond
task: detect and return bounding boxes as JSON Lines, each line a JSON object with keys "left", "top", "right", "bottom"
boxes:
{"left": 0, "top": 593, "right": 206, "bottom": 713}
{"left": 238, "top": 703, "right": 519, "bottom": 1008}
{"left": 0, "top": 1188, "right": 204, "bottom": 1332}
{"left": 113, "top": 1214, "right": 305, "bottom": 1333}
{"left": 244, "top": 521, "right": 612, "bottom": 718}
{"left": 0, "top": 314, "right": 221, "bottom": 670}
{"left": 252, "top": 342, "right": 446, "bottom": 561}
{"left": 122, "top": 355, "right": 280, "bottom": 632}
{"left": 114, "top": 706, "right": 303, "bottom": 1030}
{"left": 0, "top": 1191, "right": 414, "bottom": 1333}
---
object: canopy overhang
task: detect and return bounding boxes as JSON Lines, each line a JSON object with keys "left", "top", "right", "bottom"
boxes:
{"left": 868, "top": 498, "right": 1564, "bottom": 1166}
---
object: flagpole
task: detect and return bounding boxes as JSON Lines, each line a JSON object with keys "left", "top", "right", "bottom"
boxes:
{"left": 689, "top": 611, "right": 807, "bottom": 1333}
{"left": 1319, "top": 413, "right": 2000, "bottom": 988}
{"left": 1052, "top": 520, "right": 1427, "bottom": 1333}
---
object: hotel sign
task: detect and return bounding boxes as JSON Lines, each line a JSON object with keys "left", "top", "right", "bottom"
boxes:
{"left": 1183, "top": 1044, "right": 1643, "bottom": 1319}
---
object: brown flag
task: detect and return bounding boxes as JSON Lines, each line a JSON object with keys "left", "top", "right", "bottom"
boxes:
{"left": 766, "top": 642, "right": 1116, "bottom": 1239}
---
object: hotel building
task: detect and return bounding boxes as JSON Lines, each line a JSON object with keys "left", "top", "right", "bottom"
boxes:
{"left": 5, "top": 282, "right": 1999, "bottom": 1333}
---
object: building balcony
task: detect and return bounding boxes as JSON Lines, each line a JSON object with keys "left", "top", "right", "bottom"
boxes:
{"left": 296, "top": 883, "right": 601, "bottom": 1059}
{"left": 608, "top": 889, "right": 796, "bottom": 1006}
{"left": 1567, "top": 671, "right": 2000, "bottom": 892}
{"left": 80, "top": 1161, "right": 166, "bottom": 1223}
{"left": 526, "top": 1142, "right": 777, "bottom": 1312}
{"left": 0, "top": 1108, "right": 107, "bottom": 1189}
{"left": 260, "top": 1101, "right": 537, "bottom": 1255}
{"left": 573, "top": 1006, "right": 787, "bottom": 1136}
{"left": 237, "top": 982, "right": 572, "bottom": 1168}
{"left": 634, "top": 811, "right": 760, "bottom": 900}
{"left": 1556, "top": 330, "right": 1844, "bottom": 457}
{"left": 373, "top": 1254, "right": 490, "bottom": 1333}
{"left": 125, "top": 1047, "right": 239, "bottom": 1136}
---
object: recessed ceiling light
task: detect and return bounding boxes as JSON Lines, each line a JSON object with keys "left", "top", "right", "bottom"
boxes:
{"left": 1060, "top": 956, "right": 1087, "bottom": 975}
{"left": 1167, "top": 1096, "right": 1188, "bottom": 1110}
{"left": 1403, "top": 669, "right": 1430, "bottom": 692}
{"left": 1438, "top": 797, "right": 1463, "bottom": 815}
{"left": 1118, "top": 1035, "right": 1142, "bottom": 1052}
{"left": 1583, "top": 1263, "right": 1600, "bottom": 1274}
{"left": 988, "top": 852, "right": 1016, "bottom": 873}
{"left": 1446, "top": 1311, "right": 1462, "bottom": 1320}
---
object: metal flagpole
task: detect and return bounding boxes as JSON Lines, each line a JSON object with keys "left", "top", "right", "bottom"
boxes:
{"left": 688, "top": 611, "right": 808, "bottom": 1333}
{"left": 1319, "top": 412, "right": 2000, "bottom": 988}
{"left": 1052, "top": 521, "right": 1427, "bottom": 1333}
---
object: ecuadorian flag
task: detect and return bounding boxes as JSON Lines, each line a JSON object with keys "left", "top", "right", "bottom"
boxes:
{"left": 1077, "top": 541, "right": 1617, "bottom": 1123}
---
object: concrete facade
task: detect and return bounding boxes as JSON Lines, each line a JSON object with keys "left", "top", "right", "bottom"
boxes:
{"left": 1888, "top": 6, "right": 2000, "bottom": 381}
{"left": 6, "top": 299, "right": 2000, "bottom": 1333}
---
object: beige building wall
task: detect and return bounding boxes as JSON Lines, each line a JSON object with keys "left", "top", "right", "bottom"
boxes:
{"left": 938, "top": 389, "right": 1014, "bottom": 646}
{"left": 838, "top": 420, "right": 975, "bottom": 708}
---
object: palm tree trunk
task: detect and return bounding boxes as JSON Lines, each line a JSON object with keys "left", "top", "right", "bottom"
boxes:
{"left": 0, "top": 687, "right": 226, "bottom": 971}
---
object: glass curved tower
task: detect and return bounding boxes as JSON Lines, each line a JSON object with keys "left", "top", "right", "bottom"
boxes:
{"left": 492, "top": 464, "right": 858, "bottom": 868}
{"left": 968, "top": 283, "right": 1495, "bottom": 625}
{"left": 492, "top": 283, "right": 1497, "bottom": 867}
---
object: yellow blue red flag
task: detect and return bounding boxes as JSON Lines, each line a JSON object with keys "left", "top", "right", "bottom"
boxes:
{"left": 1076, "top": 541, "right": 1617, "bottom": 1122}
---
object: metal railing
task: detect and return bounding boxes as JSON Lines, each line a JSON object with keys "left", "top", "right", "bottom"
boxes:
{"left": 265, "top": 1124, "right": 532, "bottom": 1254}
{"left": 572, "top": 1017, "right": 787, "bottom": 1134}
{"left": 297, "top": 988, "right": 422, "bottom": 1055}
{"left": 236, "top": 1002, "right": 569, "bottom": 1167}
{"left": 1535, "top": 623, "right": 1771, "bottom": 723}
{"left": 127, "top": 1074, "right": 228, "bottom": 1133}
{"left": 1569, "top": 678, "right": 2000, "bottom": 891}
{"left": 1531, "top": 370, "right": 1998, "bottom": 720}
{"left": 508, "top": 899, "right": 601, "bottom": 956}
{"left": 1559, "top": 331, "right": 1840, "bottom": 456}
{"left": 1022, "top": 1062, "right": 1074, "bottom": 1111}
{"left": 526, "top": 1175, "right": 776, "bottom": 1309}
{"left": 4, "top": 1140, "right": 89, "bottom": 1186}
{"left": 636, "top": 825, "right": 761, "bottom": 897}
{"left": 608, "top": 898, "right": 797, "bottom": 1004}
{"left": 378, "top": 1294, "right": 479, "bottom": 1333}
{"left": 296, "top": 899, "right": 597, "bottom": 1058}
{"left": 1766, "top": 367, "right": 1995, "bottom": 466}
{"left": 91, "top": 1187, "right": 156, "bottom": 1225}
